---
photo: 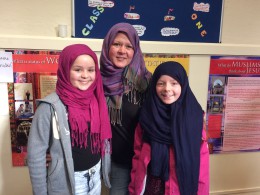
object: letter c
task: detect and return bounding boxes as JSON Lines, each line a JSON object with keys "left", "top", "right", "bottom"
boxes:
{"left": 82, "top": 28, "right": 90, "bottom": 36}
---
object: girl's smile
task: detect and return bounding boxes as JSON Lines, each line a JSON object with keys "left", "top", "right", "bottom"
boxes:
{"left": 70, "top": 54, "right": 96, "bottom": 91}
{"left": 156, "top": 75, "right": 182, "bottom": 104}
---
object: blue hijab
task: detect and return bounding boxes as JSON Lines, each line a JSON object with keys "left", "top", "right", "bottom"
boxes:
{"left": 139, "top": 61, "right": 203, "bottom": 195}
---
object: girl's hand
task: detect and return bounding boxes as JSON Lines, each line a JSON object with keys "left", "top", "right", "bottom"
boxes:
{"left": 46, "top": 153, "right": 52, "bottom": 167}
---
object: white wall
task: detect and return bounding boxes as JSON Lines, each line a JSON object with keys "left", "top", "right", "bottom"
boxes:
{"left": 1, "top": 0, "right": 260, "bottom": 195}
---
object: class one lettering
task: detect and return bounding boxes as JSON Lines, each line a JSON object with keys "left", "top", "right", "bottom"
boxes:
{"left": 82, "top": 6, "right": 104, "bottom": 36}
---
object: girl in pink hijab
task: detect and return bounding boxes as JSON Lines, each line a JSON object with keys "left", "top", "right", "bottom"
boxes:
{"left": 27, "top": 44, "right": 111, "bottom": 195}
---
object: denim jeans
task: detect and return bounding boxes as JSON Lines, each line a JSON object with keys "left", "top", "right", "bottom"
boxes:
{"left": 74, "top": 160, "right": 101, "bottom": 195}
{"left": 110, "top": 161, "right": 131, "bottom": 195}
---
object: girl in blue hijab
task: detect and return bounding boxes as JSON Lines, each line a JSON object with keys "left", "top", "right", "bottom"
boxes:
{"left": 129, "top": 61, "right": 209, "bottom": 195}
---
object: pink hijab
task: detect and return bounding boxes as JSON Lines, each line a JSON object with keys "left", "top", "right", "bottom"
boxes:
{"left": 56, "top": 44, "right": 111, "bottom": 155}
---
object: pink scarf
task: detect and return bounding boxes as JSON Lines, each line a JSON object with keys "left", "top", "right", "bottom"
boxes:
{"left": 56, "top": 44, "right": 111, "bottom": 155}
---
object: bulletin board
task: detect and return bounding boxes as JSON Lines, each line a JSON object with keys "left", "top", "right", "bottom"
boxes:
{"left": 73, "top": 0, "right": 223, "bottom": 43}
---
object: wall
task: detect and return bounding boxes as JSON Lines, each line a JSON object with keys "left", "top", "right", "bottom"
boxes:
{"left": 1, "top": 0, "right": 260, "bottom": 194}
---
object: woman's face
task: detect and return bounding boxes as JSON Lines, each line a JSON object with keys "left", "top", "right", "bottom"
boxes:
{"left": 109, "top": 32, "right": 134, "bottom": 69}
{"left": 70, "top": 55, "right": 96, "bottom": 91}
{"left": 156, "top": 75, "right": 182, "bottom": 104}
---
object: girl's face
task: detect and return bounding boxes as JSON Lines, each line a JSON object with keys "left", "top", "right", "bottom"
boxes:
{"left": 109, "top": 32, "right": 134, "bottom": 69}
{"left": 70, "top": 55, "right": 96, "bottom": 91}
{"left": 156, "top": 75, "right": 182, "bottom": 104}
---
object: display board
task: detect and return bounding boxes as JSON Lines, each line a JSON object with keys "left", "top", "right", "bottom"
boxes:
{"left": 73, "top": 0, "right": 223, "bottom": 43}
{"left": 206, "top": 56, "right": 260, "bottom": 154}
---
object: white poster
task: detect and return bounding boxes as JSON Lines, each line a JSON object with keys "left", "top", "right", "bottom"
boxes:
{"left": 0, "top": 52, "right": 13, "bottom": 82}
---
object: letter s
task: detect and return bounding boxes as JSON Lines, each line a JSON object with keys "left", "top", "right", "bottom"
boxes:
{"left": 93, "top": 9, "right": 100, "bottom": 17}
{"left": 97, "top": 6, "right": 104, "bottom": 13}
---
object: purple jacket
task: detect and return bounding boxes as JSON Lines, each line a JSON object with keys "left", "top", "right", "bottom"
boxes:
{"left": 129, "top": 123, "right": 209, "bottom": 195}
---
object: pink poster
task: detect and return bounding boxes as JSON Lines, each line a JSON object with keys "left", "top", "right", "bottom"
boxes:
{"left": 206, "top": 56, "right": 260, "bottom": 154}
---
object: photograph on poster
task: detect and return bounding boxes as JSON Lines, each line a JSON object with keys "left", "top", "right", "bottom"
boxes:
{"left": 14, "top": 72, "right": 27, "bottom": 83}
{"left": 15, "top": 101, "right": 34, "bottom": 119}
{"left": 206, "top": 56, "right": 260, "bottom": 154}
{"left": 14, "top": 83, "right": 33, "bottom": 101}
